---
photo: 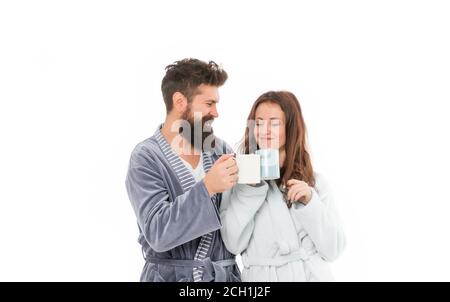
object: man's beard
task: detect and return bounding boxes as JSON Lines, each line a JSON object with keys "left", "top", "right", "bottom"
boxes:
{"left": 179, "top": 109, "right": 216, "bottom": 153}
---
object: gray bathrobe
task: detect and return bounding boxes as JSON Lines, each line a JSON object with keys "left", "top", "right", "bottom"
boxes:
{"left": 125, "top": 124, "right": 241, "bottom": 282}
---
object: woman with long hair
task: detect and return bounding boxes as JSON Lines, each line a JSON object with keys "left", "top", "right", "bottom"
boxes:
{"left": 220, "top": 91, "right": 345, "bottom": 281}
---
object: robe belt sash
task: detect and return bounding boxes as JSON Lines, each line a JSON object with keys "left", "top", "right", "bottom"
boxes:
{"left": 241, "top": 248, "right": 315, "bottom": 268}
{"left": 145, "top": 256, "right": 237, "bottom": 282}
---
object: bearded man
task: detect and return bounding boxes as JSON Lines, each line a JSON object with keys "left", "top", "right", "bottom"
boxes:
{"left": 125, "top": 58, "right": 240, "bottom": 282}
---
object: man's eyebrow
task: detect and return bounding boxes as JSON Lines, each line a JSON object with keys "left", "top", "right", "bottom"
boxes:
{"left": 205, "top": 99, "right": 219, "bottom": 103}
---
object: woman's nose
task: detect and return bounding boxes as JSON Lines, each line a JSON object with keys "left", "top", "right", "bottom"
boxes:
{"left": 262, "top": 123, "right": 271, "bottom": 135}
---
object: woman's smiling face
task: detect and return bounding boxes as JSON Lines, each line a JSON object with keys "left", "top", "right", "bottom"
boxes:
{"left": 254, "top": 101, "right": 286, "bottom": 150}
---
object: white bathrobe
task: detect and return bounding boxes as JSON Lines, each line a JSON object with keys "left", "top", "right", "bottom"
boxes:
{"left": 220, "top": 173, "right": 345, "bottom": 282}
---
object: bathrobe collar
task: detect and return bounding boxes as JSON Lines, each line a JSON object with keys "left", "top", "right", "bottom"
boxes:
{"left": 154, "top": 123, "right": 216, "bottom": 282}
{"left": 154, "top": 123, "right": 214, "bottom": 193}
{"left": 266, "top": 180, "right": 301, "bottom": 255}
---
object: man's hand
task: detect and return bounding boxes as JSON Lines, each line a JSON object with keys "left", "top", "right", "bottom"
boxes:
{"left": 203, "top": 154, "right": 238, "bottom": 196}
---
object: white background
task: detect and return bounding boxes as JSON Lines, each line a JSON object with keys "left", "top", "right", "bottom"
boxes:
{"left": 1, "top": 0, "right": 450, "bottom": 281}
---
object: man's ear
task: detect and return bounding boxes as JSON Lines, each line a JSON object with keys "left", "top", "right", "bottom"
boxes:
{"left": 172, "top": 92, "right": 188, "bottom": 114}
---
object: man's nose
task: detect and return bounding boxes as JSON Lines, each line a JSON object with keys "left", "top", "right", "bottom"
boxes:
{"left": 210, "top": 107, "right": 219, "bottom": 118}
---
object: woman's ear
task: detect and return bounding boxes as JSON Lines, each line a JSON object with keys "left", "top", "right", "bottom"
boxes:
{"left": 172, "top": 92, "right": 188, "bottom": 114}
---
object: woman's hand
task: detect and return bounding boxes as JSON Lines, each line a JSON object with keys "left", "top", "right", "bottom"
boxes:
{"left": 286, "top": 179, "right": 312, "bottom": 205}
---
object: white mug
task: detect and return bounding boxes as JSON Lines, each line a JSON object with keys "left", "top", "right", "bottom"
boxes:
{"left": 235, "top": 154, "right": 261, "bottom": 184}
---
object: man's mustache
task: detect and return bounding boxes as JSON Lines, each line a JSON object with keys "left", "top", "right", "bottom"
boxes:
{"left": 179, "top": 116, "right": 215, "bottom": 132}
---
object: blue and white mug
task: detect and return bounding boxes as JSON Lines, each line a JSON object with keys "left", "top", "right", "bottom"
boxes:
{"left": 255, "top": 148, "right": 280, "bottom": 180}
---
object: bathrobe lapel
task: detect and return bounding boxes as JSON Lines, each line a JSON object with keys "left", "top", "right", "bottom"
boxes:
{"left": 154, "top": 126, "right": 216, "bottom": 282}
{"left": 266, "top": 180, "right": 300, "bottom": 255}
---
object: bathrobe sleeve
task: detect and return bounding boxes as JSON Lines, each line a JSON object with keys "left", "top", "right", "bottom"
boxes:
{"left": 289, "top": 174, "right": 346, "bottom": 261}
{"left": 219, "top": 182, "right": 269, "bottom": 255}
{"left": 125, "top": 148, "right": 222, "bottom": 253}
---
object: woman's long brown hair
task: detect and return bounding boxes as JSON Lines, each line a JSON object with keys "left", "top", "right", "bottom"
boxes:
{"left": 238, "top": 91, "right": 316, "bottom": 193}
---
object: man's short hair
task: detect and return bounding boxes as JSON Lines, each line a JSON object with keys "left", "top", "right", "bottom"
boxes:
{"left": 161, "top": 58, "right": 228, "bottom": 113}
